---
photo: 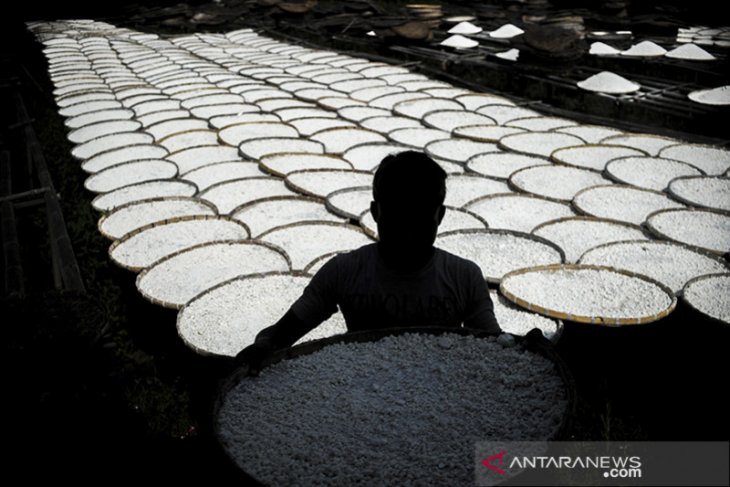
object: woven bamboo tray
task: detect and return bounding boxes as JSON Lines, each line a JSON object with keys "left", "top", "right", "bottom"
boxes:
{"left": 97, "top": 196, "right": 218, "bottom": 240}
{"left": 645, "top": 207, "right": 730, "bottom": 255}
{"left": 136, "top": 239, "right": 291, "bottom": 309}
{"left": 213, "top": 326, "right": 576, "bottom": 485}
{"left": 500, "top": 264, "right": 677, "bottom": 326}
{"left": 108, "top": 214, "right": 250, "bottom": 272}
{"left": 681, "top": 273, "right": 730, "bottom": 326}
{"left": 91, "top": 179, "right": 199, "bottom": 213}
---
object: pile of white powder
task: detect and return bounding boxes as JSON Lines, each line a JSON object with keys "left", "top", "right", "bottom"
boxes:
{"left": 217, "top": 333, "right": 567, "bottom": 485}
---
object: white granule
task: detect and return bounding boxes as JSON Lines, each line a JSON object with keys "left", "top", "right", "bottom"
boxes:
{"left": 181, "top": 161, "right": 264, "bottom": 192}
{"left": 99, "top": 197, "right": 216, "bottom": 239}
{"left": 81, "top": 144, "right": 169, "bottom": 173}
{"left": 330, "top": 78, "right": 386, "bottom": 94}
{"left": 554, "top": 125, "right": 624, "bottom": 144}
{"left": 259, "top": 222, "right": 373, "bottom": 270}
{"left": 682, "top": 274, "right": 730, "bottom": 324}
{"left": 209, "top": 113, "right": 281, "bottom": 130}
{"left": 489, "top": 23, "right": 525, "bottom": 38}
{"left": 256, "top": 98, "right": 312, "bottom": 112}
{"left": 289, "top": 118, "right": 356, "bottom": 137}
{"left": 57, "top": 91, "right": 113, "bottom": 109}
{"left": 466, "top": 151, "right": 550, "bottom": 180}
{"left": 425, "top": 139, "right": 499, "bottom": 163}
{"left": 109, "top": 217, "right": 249, "bottom": 270}
{"left": 285, "top": 169, "right": 373, "bottom": 200}
{"left": 67, "top": 119, "right": 142, "bottom": 144}
{"left": 668, "top": 176, "right": 730, "bottom": 211}
{"left": 665, "top": 43, "right": 716, "bottom": 60}
{"left": 350, "top": 85, "right": 404, "bottom": 102}
{"left": 194, "top": 104, "right": 261, "bottom": 123}
{"left": 311, "top": 128, "right": 387, "bottom": 154}
{"left": 533, "top": 217, "right": 649, "bottom": 263}
{"left": 576, "top": 71, "right": 640, "bottom": 94}
{"left": 601, "top": 134, "right": 680, "bottom": 156}
{"left": 501, "top": 267, "right": 674, "bottom": 320}
{"left": 137, "top": 109, "right": 192, "bottom": 128}
{"left": 216, "top": 332, "right": 566, "bottom": 486}
{"left": 369, "top": 92, "right": 430, "bottom": 110}
{"left": 199, "top": 177, "right": 297, "bottom": 215}
{"left": 92, "top": 180, "right": 198, "bottom": 213}
{"left": 589, "top": 42, "right": 621, "bottom": 55}
{"left": 474, "top": 105, "right": 540, "bottom": 125}
{"left": 146, "top": 118, "right": 209, "bottom": 141}
{"left": 180, "top": 93, "right": 244, "bottom": 109}
{"left": 218, "top": 122, "right": 299, "bottom": 146}
{"left": 436, "top": 229, "right": 564, "bottom": 282}
{"left": 506, "top": 116, "right": 576, "bottom": 131}
{"left": 132, "top": 99, "right": 182, "bottom": 117}
{"left": 137, "top": 241, "right": 290, "bottom": 308}
{"left": 444, "top": 174, "right": 510, "bottom": 207}
{"left": 658, "top": 144, "right": 730, "bottom": 175}
{"left": 259, "top": 153, "right": 352, "bottom": 177}
{"left": 453, "top": 125, "right": 526, "bottom": 143}
{"left": 456, "top": 94, "right": 515, "bottom": 110}
{"left": 605, "top": 156, "right": 703, "bottom": 191}
{"left": 387, "top": 127, "right": 450, "bottom": 149}
{"left": 325, "top": 187, "right": 372, "bottom": 220}
{"left": 341, "top": 143, "right": 408, "bottom": 171}
{"left": 646, "top": 209, "right": 730, "bottom": 254}
{"left": 688, "top": 85, "right": 730, "bottom": 106}
{"left": 551, "top": 145, "right": 646, "bottom": 171}
{"left": 84, "top": 159, "right": 178, "bottom": 193}
{"left": 465, "top": 194, "right": 575, "bottom": 233}
{"left": 510, "top": 165, "right": 608, "bottom": 201}
{"left": 232, "top": 196, "right": 344, "bottom": 237}
{"left": 336, "top": 106, "right": 391, "bottom": 122}
{"left": 359, "top": 115, "right": 423, "bottom": 135}
{"left": 579, "top": 240, "right": 729, "bottom": 294}
{"left": 621, "top": 40, "right": 667, "bottom": 57}
{"left": 240, "top": 138, "right": 326, "bottom": 160}
{"left": 572, "top": 184, "right": 685, "bottom": 225}
{"left": 448, "top": 21, "right": 483, "bottom": 35}
{"left": 61, "top": 102, "right": 124, "bottom": 121}
{"left": 490, "top": 290, "right": 562, "bottom": 341}
{"left": 177, "top": 272, "right": 348, "bottom": 356}
{"left": 422, "top": 110, "right": 496, "bottom": 132}
{"left": 393, "top": 97, "right": 465, "bottom": 119}
{"left": 499, "top": 132, "right": 586, "bottom": 158}
{"left": 165, "top": 145, "right": 240, "bottom": 174}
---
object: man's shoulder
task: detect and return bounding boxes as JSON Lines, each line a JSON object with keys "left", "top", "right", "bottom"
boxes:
{"left": 316, "top": 243, "right": 377, "bottom": 273}
{"left": 434, "top": 247, "right": 483, "bottom": 275}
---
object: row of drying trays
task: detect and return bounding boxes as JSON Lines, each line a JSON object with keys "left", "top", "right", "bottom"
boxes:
{"left": 27, "top": 19, "right": 730, "bottom": 358}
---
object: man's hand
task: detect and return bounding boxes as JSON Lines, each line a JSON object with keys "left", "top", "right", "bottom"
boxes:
{"left": 234, "top": 340, "right": 273, "bottom": 376}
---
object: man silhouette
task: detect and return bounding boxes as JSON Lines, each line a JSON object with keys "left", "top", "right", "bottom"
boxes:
{"left": 236, "top": 151, "right": 500, "bottom": 369}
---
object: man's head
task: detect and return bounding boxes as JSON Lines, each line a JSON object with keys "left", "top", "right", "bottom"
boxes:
{"left": 371, "top": 151, "right": 447, "bottom": 263}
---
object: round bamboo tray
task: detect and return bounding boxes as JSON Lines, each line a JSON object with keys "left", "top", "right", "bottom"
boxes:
{"left": 500, "top": 264, "right": 677, "bottom": 326}
{"left": 136, "top": 239, "right": 291, "bottom": 309}
{"left": 213, "top": 326, "right": 576, "bottom": 485}
{"left": 108, "top": 214, "right": 250, "bottom": 272}
{"left": 681, "top": 273, "right": 730, "bottom": 326}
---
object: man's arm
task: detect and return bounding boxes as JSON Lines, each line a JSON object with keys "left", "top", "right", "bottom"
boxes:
{"left": 463, "top": 262, "right": 501, "bottom": 334}
{"left": 235, "top": 257, "right": 342, "bottom": 371}
{"left": 235, "top": 309, "right": 316, "bottom": 372}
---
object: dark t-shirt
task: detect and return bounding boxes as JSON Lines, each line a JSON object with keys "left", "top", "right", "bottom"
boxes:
{"left": 291, "top": 243, "right": 500, "bottom": 333}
